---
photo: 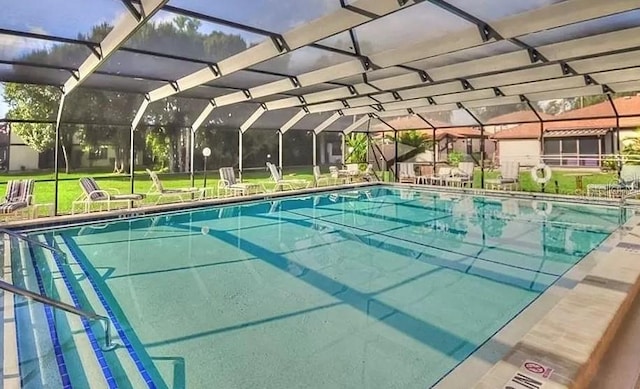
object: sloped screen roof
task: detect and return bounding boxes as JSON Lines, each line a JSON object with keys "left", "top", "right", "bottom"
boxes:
{"left": 1, "top": 0, "right": 640, "bottom": 132}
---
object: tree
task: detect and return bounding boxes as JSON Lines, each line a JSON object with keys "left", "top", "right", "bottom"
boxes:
{"left": 345, "top": 133, "right": 367, "bottom": 163}
{"left": 4, "top": 83, "right": 59, "bottom": 153}
{"left": 386, "top": 130, "right": 433, "bottom": 151}
{"left": 3, "top": 16, "right": 255, "bottom": 173}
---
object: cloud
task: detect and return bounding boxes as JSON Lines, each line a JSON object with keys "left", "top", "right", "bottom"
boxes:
{"left": 0, "top": 32, "right": 53, "bottom": 60}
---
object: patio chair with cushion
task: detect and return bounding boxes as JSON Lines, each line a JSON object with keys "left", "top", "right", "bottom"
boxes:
{"left": 218, "top": 167, "right": 264, "bottom": 197}
{"left": 485, "top": 162, "right": 520, "bottom": 190}
{"left": 446, "top": 162, "right": 475, "bottom": 187}
{"left": 0, "top": 179, "right": 35, "bottom": 219}
{"left": 267, "top": 162, "right": 310, "bottom": 191}
{"left": 146, "top": 169, "right": 201, "bottom": 204}
{"left": 73, "top": 177, "right": 144, "bottom": 214}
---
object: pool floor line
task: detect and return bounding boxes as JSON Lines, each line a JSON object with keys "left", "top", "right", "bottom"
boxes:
{"left": 106, "top": 233, "right": 347, "bottom": 281}
{"left": 172, "top": 221, "right": 493, "bottom": 362}
{"left": 282, "top": 209, "right": 564, "bottom": 280}
{"left": 319, "top": 200, "right": 592, "bottom": 265}
{"left": 325, "top": 202, "right": 589, "bottom": 261}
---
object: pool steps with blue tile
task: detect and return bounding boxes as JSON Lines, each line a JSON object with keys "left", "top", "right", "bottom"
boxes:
{"left": 4, "top": 237, "right": 150, "bottom": 388}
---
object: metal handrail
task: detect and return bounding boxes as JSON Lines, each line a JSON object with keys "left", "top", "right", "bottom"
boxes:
{"left": 0, "top": 228, "right": 66, "bottom": 257}
{"left": 0, "top": 278, "right": 115, "bottom": 350}
{"left": 618, "top": 190, "right": 640, "bottom": 227}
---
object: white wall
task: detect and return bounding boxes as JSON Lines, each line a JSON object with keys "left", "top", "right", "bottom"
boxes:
{"left": 498, "top": 139, "right": 541, "bottom": 167}
{"left": 8, "top": 132, "right": 39, "bottom": 171}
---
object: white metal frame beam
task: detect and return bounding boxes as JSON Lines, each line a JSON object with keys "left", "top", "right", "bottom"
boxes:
{"left": 184, "top": 0, "right": 638, "bottom": 110}
{"left": 304, "top": 63, "right": 640, "bottom": 116}
{"left": 268, "top": 27, "right": 640, "bottom": 112}
{"left": 240, "top": 106, "right": 267, "bottom": 133}
{"left": 280, "top": 109, "right": 307, "bottom": 134}
{"left": 144, "top": 0, "right": 420, "bottom": 102}
{"left": 313, "top": 113, "right": 341, "bottom": 134}
{"left": 343, "top": 116, "right": 371, "bottom": 135}
{"left": 63, "top": 0, "right": 168, "bottom": 94}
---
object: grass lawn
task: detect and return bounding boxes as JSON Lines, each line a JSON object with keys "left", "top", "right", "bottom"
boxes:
{"left": 0, "top": 167, "right": 314, "bottom": 215}
{"left": 0, "top": 166, "right": 618, "bottom": 215}
{"left": 475, "top": 168, "right": 617, "bottom": 194}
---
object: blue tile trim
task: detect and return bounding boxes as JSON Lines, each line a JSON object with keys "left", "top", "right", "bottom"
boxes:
{"left": 40, "top": 236, "right": 118, "bottom": 389}
{"left": 26, "top": 242, "right": 73, "bottom": 389}
{"left": 59, "top": 234, "right": 157, "bottom": 389}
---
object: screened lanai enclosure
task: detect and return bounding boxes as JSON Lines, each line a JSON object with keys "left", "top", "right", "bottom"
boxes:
{"left": 2, "top": 0, "right": 640, "bottom": 215}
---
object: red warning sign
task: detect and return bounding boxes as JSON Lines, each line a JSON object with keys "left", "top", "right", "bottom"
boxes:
{"left": 523, "top": 360, "right": 553, "bottom": 379}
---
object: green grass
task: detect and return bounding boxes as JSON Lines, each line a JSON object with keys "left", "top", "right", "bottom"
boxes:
{"left": 0, "top": 167, "right": 618, "bottom": 215}
{"left": 0, "top": 167, "right": 314, "bottom": 215}
{"left": 475, "top": 168, "right": 617, "bottom": 194}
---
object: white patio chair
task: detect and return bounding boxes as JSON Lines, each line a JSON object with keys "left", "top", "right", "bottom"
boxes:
{"left": 218, "top": 167, "right": 264, "bottom": 197}
{"left": 486, "top": 162, "right": 520, "bottom": 190}
{"left": 146, "top": 169, "right": 201, "bottom": 204}
{"left": 446, "top": 162, "right": 474, "bottom": 188}
{"left": 398, "top": 163, "right": 417, "bottom": 184}
{"left": 267, "top": 162, "right": 310, "bottom": 191}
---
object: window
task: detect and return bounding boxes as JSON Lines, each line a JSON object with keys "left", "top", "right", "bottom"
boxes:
{"left": 578, "top": 137, "right": 600, "bottom": 167}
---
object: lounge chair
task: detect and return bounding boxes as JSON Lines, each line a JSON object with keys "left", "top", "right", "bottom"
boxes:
{"left": 73, "top": 178, "right": 144, "bottom": 214}
{"left": 0, "top": 179, "right": 35, "bottom": 219}
{"left": 218, "top": 167, "right": 264, "bottom": 197}
{"left": 485, "top": 162, "right": 520, "bottom": 190}
{"left": 313, "top": 166, "right": 337, "bottom": 187}
{"left": 267, "top": 162, "right": 310, "bottom": 191}
{"left": 398, "top": 163, "right": 417, "bottom": 184}
{"left": 427, "top": 166, "right": 452, "bottom": 186}
{"left": 146, "top": 169, "right": 201, "bottom": 204}
{"left": 446, "top": 162, "right": 475, "bottom": 188}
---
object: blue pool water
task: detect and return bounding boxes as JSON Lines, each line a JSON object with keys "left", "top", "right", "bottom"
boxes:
{"left": 30, "top": 187, "right": 622, "bottom": 388}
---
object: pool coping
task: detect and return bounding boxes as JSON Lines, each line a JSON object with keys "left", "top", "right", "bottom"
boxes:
{"left": 2, "top": 182, "right": 634, "bottom": 233}
{"left": 3, "top": 182, "right": 377, "bottom": 232}
{"left": 471, "top": 213, "right": 640, "bottom": 389}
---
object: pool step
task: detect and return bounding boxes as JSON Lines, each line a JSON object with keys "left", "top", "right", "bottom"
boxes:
{"left": 49, "top": 234, "right": 150, "bottom": 389}
{"left": 7, "top": 237, "right": 62, "bottom": 389}
{"left": 2, "top": 235, "right": 151, "bottom": 388}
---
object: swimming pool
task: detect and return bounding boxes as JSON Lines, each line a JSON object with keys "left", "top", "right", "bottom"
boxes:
{"left": 15, "top": 187, "right": 622, "bottom": 388}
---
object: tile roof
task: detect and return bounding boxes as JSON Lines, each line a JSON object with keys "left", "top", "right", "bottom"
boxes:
{"left": 492, "top": 96, "right": 640, "bottom": 140}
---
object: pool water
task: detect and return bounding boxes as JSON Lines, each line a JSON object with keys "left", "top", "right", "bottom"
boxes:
{"left": 33, "top": 187, "right": 621, "bottom": 388}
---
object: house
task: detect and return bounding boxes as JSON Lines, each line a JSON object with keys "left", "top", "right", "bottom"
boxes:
{"left": 368, "top": 116, "right": 493, "bottom": 163}
{"left": 492, "top": 96, "right": 640, "bottom": 167}
{"left": 0, "top": 123, "right": 118, "bottom": 172}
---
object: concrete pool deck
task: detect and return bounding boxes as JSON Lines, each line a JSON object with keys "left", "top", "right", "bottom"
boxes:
{"left": 473, "top": 214, "right": 640, "bottom": 389}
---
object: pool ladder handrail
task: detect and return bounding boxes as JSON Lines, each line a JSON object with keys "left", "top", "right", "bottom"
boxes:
{"left": 0, "top": 228, "right": 115, "bottom": 350}
{"left": 0, "top": 228, "right": 67, "bottom": 259}
{"left": 0, "top": 278, "right": 116, "bottom": 350}
{"left": 619, "top": 190, "right": 640, "bottom": 227}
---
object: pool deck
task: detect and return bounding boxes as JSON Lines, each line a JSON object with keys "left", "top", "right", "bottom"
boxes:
{"left": 473, "top": 213, "right": 640, "bottom": 389}
{"left": 3, "top": 183, "right": 640, "bottom": 388}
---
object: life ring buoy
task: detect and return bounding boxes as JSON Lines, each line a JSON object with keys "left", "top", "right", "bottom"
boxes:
{"left": 531, "top": 200, "right": 553, "bottom": 216}
{"left": 530, "top": 163, "right": 552, "bottom": 185}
